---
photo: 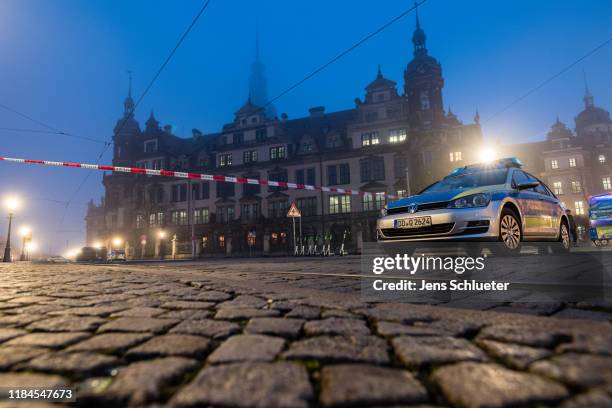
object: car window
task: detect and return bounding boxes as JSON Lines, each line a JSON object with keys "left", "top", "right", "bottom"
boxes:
{"left": 511, "top": 170, "right": 529, "bottom": 187}
{"left": 422, "top": 169, "right": 508, "bottom": 193}
{"left": 524, "top": 172, "right": 549, "bottom": 196}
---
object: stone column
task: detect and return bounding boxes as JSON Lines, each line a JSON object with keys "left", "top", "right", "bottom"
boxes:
{"left": 263, "top": 233, "right": 270, "bottom": 254}
{"left": 226, "top": 236, "right": 232, "bottom": 257}
{"left": 171, "top": 234, "right": 177, "bottom": 260}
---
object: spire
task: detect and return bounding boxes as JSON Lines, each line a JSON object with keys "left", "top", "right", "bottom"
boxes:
{"left": 145, "top": 109, "right": 159, "bottom": 131}
{"left": 377, "top": 64, "right": 383, "bottom": 79}
{"left": 583, "top": 69, "right": 594, "bottom": 108}
{"left": 123, "top": 70, "right": 135, "bottom": 117}
{"left": 255, "top": 20, "right": 260, "bottom": 62}
{"left": 412, "top": 1, "right": 427, "bottom": 55}
{"left": 474, "top": 109, "right": 480, "bottom": 125}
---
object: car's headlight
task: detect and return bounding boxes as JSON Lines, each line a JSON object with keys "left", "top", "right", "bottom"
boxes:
{"left": 447, "top": 193, "right": 491, "bottom": 208}
{"left": 380, "top": 205, "right": 388, "bottom": 217}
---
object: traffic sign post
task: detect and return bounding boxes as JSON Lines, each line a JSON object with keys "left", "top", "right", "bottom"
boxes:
{"left": 287, "top": 202, "right": 301, "bottom": 256}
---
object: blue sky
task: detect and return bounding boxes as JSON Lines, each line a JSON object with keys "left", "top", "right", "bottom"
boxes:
{"left": 0, "top": 0, "right": 611, "bottom": 254}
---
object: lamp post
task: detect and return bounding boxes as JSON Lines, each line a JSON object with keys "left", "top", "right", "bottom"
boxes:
{"left": 3, "top": 197, "right": 19, "bottom": 263}
{"left": 19, "top": 226, "right": 32, "bottom": 261}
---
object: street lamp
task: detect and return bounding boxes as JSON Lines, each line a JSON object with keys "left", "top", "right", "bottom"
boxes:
{"left": 3, "top": 196, "right": 20, "bottom": 262}
{"left": 19, "top": 226, "right": 32, "bottom": 261}
{"left": 478, "top": 147, "right": 497, "bottom": 163}
{"left": 112, "top": 237, "right": 123, "bottom": 249}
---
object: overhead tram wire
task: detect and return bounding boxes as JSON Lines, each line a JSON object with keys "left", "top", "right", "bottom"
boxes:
{"left": 57, "top": 0, "right": 213, "bottom": 227}
{"left": 484, "top": 34, "right": 612, "bottom": 124}
{"left": 0, "top": 104, "right": 109, "bottom": 145}
{"left": 259, "top": 0, "right": 429, "bottom": 112}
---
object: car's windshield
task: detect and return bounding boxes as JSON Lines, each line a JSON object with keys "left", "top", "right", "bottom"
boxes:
{"left": 422, "top": 169, "right": 508, "bottom": 193}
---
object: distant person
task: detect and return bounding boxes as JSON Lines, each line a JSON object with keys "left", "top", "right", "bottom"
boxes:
{"left": 566, "top": 209, "right": 578, "bottom": 245}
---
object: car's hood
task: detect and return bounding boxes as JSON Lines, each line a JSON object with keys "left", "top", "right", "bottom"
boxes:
{"left": 388, "top": 185, "right": 505, "bottom": 209}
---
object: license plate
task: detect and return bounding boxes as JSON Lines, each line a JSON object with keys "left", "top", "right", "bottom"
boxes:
{"left": 394, "top": 216, "right": 432, "bottom": 229}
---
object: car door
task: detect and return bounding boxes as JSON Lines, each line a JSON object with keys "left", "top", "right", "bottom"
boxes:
{"left": 511, "top": 170, "right": 542, "bottom": 237}
{"left": 523, "top": 172, "right": 557, "bottom": 237}
{"left": 530, "top": 175, "right": 563, "bottom": 237}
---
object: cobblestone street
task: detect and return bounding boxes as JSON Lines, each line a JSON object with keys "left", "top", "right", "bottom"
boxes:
{"left": 0, "top": 258, "right": 611, "bottom": 407}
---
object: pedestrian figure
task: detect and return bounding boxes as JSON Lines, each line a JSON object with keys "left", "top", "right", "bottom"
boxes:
{"left": 566, "top": 209, "right": 578, "bottom": 245}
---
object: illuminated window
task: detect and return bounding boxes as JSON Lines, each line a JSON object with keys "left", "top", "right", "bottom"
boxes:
{"left": 396, "top": 190, "right": 407, "bottom": 198}
{"left": 449, "top": 151, "right": 462, "bottom": 162}
{"left": 552, "top": 182, "right": 563, "bottom": 195}
{"left": 361, "top": 132, "right": 379, "bottom": 147}
{"left": 243, "top": 150, "right": 258, "bottom": 163}
{"left": 193, "top": 208, "right": 209, "bottom": 224}
{"left": 575, "top": 201, "right": 585, "bottom": 215}
{"left": 136, "top": 214, "right": 144, "bottom": 229}
{"left": 389, "top": 129, "right": 407, "bottom": 144}
{"left": 603, "top": 177, "right": 612, "bottom": 190}
{"left": 599, "top": 154, "right": 606, "bottom": 164}
{"left": 171, "top": 210, "right": 187, "bottom": 225}
{"left": 219, "top": 154, "right": 232, "bottom": 167}
{"left": 362, "top": 192, "right": 386, "bottom": 211}
{"left": 571, "top": 180, "right": 582, "bottom": 193}
{"left": 218, "top": 234, "right": 225, "bottom": 248}
{"left": 329, "top": 195, "right": 351, "bottom": 214}
{"left": 149, "top": 213, "right": 156, "bottom": 226}
{"left": 569, "top": 157, "right": 576, "bottom": 167}
{"left": 270, "top": 146, "right": 286, "bottom": 160}
{"left": 551, "top": 160, "right": 558, "bottom": 169}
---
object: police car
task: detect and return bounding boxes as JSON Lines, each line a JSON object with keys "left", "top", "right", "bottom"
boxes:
{"left": 377, "top": 158, "right": 570, "bottom": 252}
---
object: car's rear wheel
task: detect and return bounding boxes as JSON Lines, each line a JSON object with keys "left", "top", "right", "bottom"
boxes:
{"left": 550, "top": 220, "right": 571, "bottom": 254}
{"left": 498, "top": 208, "right": 522, "bottom": 254}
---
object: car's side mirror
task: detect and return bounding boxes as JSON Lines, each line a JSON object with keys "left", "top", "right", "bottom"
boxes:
{"left": 516, "top": 181, "right": 539, "bottom": 190}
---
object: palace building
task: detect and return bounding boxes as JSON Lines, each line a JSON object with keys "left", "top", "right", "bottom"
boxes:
{"left": 85, "top": 14, "right": 484, "bottom": 258}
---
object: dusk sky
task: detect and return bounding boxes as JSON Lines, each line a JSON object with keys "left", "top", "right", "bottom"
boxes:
{"left": 0, "top": 0, "right": 611, "bottom": 254}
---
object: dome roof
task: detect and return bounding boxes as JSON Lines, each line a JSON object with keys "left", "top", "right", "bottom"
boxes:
{"left": 547, "top": 117, "right": 572, "bottom": 141}
{"left": 575, "top": 106, "right": 611, "bottom": 131}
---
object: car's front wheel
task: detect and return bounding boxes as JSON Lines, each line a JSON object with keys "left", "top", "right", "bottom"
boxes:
{"left": 498, "top": 208, "right": 522, "bottom": 254}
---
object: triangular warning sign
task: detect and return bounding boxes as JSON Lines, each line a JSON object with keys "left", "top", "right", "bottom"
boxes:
{"left": 286, "top": 201, "right": 301, "bottom": 218}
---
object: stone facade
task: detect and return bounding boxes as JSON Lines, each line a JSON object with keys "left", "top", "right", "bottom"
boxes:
{"left": 86, "top": 16, "right": 483, "bottom": 258}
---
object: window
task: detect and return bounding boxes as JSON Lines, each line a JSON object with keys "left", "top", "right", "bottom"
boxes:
{"left": 233, "top": 132, "right": 244, "bottom": 145}
{"left": 365, "top": 111, "right": 378, "bottom": 122}
{"left": 136, "top": 214, "right": 144, "bottom": 229}
{"left": 389, "top": 129, "right": 407, "bottom": 144}
{"left": 306, "top": 168, "right": 316, "bottom": 185}
{"left": 243, "top": 150, "right": 258, "bottom": 163}
{"left": 361, "top": 132, "right": 380, "bottom": 147}
{"left": 171, "top": 210, "right": 187, "bottom": 225}
{"left": 296, "top": 167, "right": 316, "bottom": 186}
{"left": 270, "top": 146, "right": 286, "bottom": 160}
{"left": 296, "top": 197, "right": 317, "bottom": 216}
{"left": 242, "top": 174, "right": 261, "bottom": 196}
{"left": 302, "top": 142, "right": 313, "bottom": 152}
{"left": 217, "top": 206, "right": 234, "bottom": 223}
{"left": 396, "top": 189, "right": 407, "bottom": 198}
{"left": 219, "top": 154, "right": 232, "bottom": 167}
{"left": 156, "top": 187, "right": 164, "bottom": 203}
{"left": 327, "top": 164, "right": 350, "bottom": 185}
{"left": 420, "top": 90, "right": 430, "bottom": 110}
{"left": 171, "top": 184, "right": 187, "bottom": 202}
{"left": 599, "top": 154, "right": 607, "bottom": 164}
{"left": 394, "top": 157, "right": 406, "bottom": 178}
{"left": 241, "top": 203, "right": 259, "bottom": 220}
{"left": 217, "top": 181, "right": 235, "bottom": 197}
{"left": 329, "top": 195, "right": 351, "bottom": 214}
{"left": 552, "top": 181, "right": 563, "bottom": 195}
{"left": 149, "top": 213, "right": 156, "bottom": 226}
{"left": 268, "top": 200, "right": 288, "bottom": 218}
{"left": 268, "top": 170, "right": 288, "bottom": 192}
{"left": 449, "top": 151, "right": 462, "bottom": 162}
{"left": 604, "top": 177, "right": 612, "bottom": 190}
{"left": 255, "top": 128, "right": 267, "bottom": 141}
{"left": 326, "top": 134, "right": 341, "bottom": 148}
{"left": 156, "top": 212, "right": 164, "bottom": 226}
{"left": 200, "top": 182, "right": 210, "bottom": 199}
{"left": 551, "top": 159, "right": 558, "bottom": 169}
{"left": 271, "top": 232, "right": 287, "bottom": 245}
{"left": 571, "top": 180, "right": 582, "bottom": 193}
{"left": 144, "top": 140, "right": 157, "bottom": 153}
{"left": 360, "top": 157, "right": 385, "bottom": 182}
{"left": 575, "top": 201, "right": 585, "bottom": 215}
{"left": 194, "top": 208, "right": 209, "bottom": 224}
{"left": 363, "top": 192, "right": 386, "bottom": 211}
{"left": 569, "top": 157, "right": 576, "bottom": 168}
{"left": 218, "top": 234, "right": 225, "bottom": 248}
{"left": 192, "top": 183, "right": 200, "bottom": 200}
{"left": 152, "top": 159, "right": 164, "bottom": 170}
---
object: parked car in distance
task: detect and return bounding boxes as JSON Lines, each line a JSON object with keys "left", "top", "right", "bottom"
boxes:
{"left": 377, "top": 157, "right": 570, "bottom": 253}
{"left": 108, "top": 249, "right": 126, "bottom": 262}
{"left": 46, "top": 256, "right": 71, "bottom": 263}
{"left": 76, "top": 246, "right": 108, "bottom": 263}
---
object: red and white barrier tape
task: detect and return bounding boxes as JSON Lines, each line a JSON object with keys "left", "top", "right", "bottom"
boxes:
{"left": 0, "top": 156, "right": 400, "bottom": 200}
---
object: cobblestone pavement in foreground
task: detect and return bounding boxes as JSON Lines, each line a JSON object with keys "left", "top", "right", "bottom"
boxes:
{"left": 0, "top": 259, "right": 611, "bottom": 407}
